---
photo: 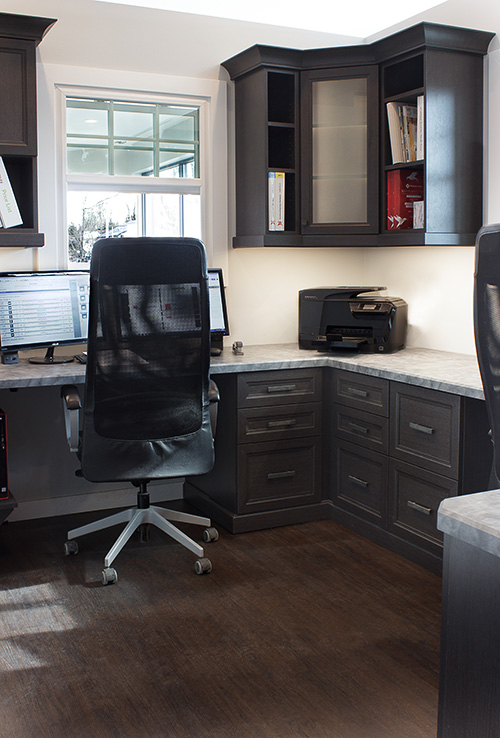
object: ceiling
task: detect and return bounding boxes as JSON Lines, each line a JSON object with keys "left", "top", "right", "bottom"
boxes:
{"left": 92, "top": 0, "right": 446, "bottom": 38}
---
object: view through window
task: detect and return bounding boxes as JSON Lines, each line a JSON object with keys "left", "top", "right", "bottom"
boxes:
{"left": 66, "top": 97, "right": 202, "bottom": 263}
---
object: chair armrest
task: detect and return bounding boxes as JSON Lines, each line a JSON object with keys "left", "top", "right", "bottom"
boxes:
{"left": 61, "top": 384, "right": 81, "bottom": 453}
{"left": 209, "top": 379, "right": 219, "bottom": 438}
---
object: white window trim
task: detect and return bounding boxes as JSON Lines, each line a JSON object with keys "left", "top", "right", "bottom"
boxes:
{"left": 36, "top": 64, "right": 228, "bottom": 273}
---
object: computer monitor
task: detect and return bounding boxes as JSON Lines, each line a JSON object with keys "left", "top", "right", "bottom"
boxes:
{"left": 0, "top": 271, "right": 90, "bottom": 364}
{"left": 208, "top": 268, "right": 230, "bottom": 355}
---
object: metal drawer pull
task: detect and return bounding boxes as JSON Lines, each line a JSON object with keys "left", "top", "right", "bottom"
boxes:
{"left": 268, "top": 470, "right": 296, "bottom": 480}
{"left": 409, "top": 421, "right": 435, "bottom": 435}
{"left": 348, "top": 475, "right": 369, "bottom": 488}
{"left": 347, "top": 422, "right": 369, "bottom": 435}
{"left": 407, "top": 500, "right": 432, "bottom": 516}
{"left": 347, "top": 387, "right": 368, "bottom": 398}
{"left": 267, "top": 384, "right": 296, "bottom": 393}
{"left": 267, "top": 419, "right": 297, "bottom": 428}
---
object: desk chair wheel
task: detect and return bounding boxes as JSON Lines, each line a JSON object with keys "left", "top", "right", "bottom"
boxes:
{"left": 102, "top": 567, "right": 118, "bottom": 585}
{"left": 64, "top": 540, "right": 79, "bottom": 556}
{"left": 194, "top": 557, "right": 212, "bottom": 575}
{"left": 203, "top": 527, "right": 219, "bottom": 543}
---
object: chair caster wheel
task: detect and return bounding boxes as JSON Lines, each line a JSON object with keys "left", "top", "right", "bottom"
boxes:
{"left": 202, "top": 527, "right": 219, "bottom": 543}
{"left": 64, "top": 540, "right": 79, "bottom": 556}
{"left": 102, "top": 567, "right": 118, "bottom": 585}
{"left": 194, "top": 557, "right": 212, "bottom": 575}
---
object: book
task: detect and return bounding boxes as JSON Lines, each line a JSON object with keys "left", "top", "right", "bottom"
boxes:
{"left": 268, "top": 171, "right": 285, "bottom": 231}
{"left": 386, "top": 169, "right": 424, "bottom": 230}
{"left": 0, "top": 157, "right": 22, "bottom": 228}
{"left": 413, "top": 200, "right": 424, "bottom": 229}
{"left": 386, "top": 102, "right": 405, "bottom": 164}
{"left": 401, "top": 104, "right": 417, "bottom": 162}
{"left": 417, "top": 95, "right": 424, "bottom": 160}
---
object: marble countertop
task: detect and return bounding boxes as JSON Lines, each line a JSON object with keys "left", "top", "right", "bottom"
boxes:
{"left": 438, "top": 491, "right": 500, "bottom": 558}
{"left": 0, "top": 343, "right": 484, "bottom": 398}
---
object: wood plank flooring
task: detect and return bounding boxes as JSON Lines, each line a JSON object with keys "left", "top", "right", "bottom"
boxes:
{"left": 0, "top": 513, "right": 442, "bottom": 738}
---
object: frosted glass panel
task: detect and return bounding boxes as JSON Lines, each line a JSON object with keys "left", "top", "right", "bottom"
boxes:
{"left": 312, "top": 77, "right": 367, "bottom": 224}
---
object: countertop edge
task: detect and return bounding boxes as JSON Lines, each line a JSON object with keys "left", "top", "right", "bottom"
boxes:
{"left": 438, "top": 490, "right": 500, "bottom": 559}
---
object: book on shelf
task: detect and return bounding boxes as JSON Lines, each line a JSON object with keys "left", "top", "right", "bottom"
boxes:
{"left": 413, "top": 200, "right": 424, "bottom": 229}
{"left": 417, "top": 95, "right": 424, "bottom": 160}
{"left": 0, "top": 157, "right": 22, "bottom": 229}
{"left": 386, "top": 101, "right": 423, "bottom": 164}
{"left": 386, "top": 168, "right": 423, "bottom": 230}
{"left": 268, "top": 171, "right": 285, "bottom": 231}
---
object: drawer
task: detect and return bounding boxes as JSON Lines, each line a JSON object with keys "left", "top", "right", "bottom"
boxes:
{"left": 391, "top": 382, "right": 460, "bottom": 478}
{"left": 238, "top": 369, "right": 322, "bottom": 408}
{"left": 333, "top": 403, "right": 389, "bottom": 453}
{"left": 333, "top": 440, "right": 388, "bottom": 524}
{"left": 333, "top": 370, "right": 389, "bottom": 416}
{"left": 238, "top": 402, "right": 322, "bottom": 444}
{"left": 388, "top": 459, "right": 458, "bottom": 550}
{"left": 237, "top": 438, "right": 322, "bottom": 513}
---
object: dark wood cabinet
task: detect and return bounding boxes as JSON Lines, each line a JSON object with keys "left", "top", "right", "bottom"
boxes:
{"left": 222, "top": 22, "right": 493, "bottom": 248}
{"left": 185, "top": 368, "right": 326, "bottom": 532}
{"left": 329, "top": 370, "right": 492, "bottom": 571}
{"left": 0, "top": 13, "right": 56, "bottom": 247}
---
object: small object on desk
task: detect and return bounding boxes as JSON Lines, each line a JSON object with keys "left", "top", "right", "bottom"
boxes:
{"left": 74, "top": 354, "right": 87, "bottom": 364}
{"left": 232, "top": 341, "right": 244, "bottom": 356}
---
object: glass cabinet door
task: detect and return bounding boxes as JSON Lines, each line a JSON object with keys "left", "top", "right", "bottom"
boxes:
{"left": 301, "top": 66, "right": 379, "bottom": 236}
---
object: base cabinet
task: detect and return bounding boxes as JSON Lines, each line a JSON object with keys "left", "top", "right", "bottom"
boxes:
{"left": 186, "top": 364, "right": 491, "bottom": 572}
{"left": 329, "top": 370, "right": 491, "bottom": 571}
{"left": 185, "top": 368, "right": 325, "bottom": 533}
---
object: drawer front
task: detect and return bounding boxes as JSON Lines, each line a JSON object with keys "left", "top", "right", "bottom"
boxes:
{"left": 333, "top": 403, "right": 389, "bottom": 453}
{"left": 333, "top": 369, "right": 389, "bottom": 416}
{"left": 238, "top": 402, "right": 322, "bottom": 444}
{"left": 391, "top": 382, "right": 460, "bottom": 478}
{"left": 238, "top": 438, "right": 322, "bottom": 513}
{"left": 333, "top": 440, "right": 388, "bottom": 524}
{"left": 388, "top": 459, "right": 458, "bottom": 550}
{"left": 238, "top": 369, "right": 322, "bottom": 408}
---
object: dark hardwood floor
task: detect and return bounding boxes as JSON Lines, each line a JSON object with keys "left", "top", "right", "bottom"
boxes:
{"left": 0, "top": 512, "right": 442, "bottom": 738}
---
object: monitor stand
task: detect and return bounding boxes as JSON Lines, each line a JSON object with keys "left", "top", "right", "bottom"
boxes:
{"left": 29, "top": 346, "right": 75, "bottom": 364}
{"left": 210, "top": 333, "right": 223, "bottom": 357}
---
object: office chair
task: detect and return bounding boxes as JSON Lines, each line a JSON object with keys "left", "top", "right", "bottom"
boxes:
{"left": 474, "top": 223, "right": 500, "bottom": 486}
{"left": 61, "top": 237, "right": 219, "bottom": 585}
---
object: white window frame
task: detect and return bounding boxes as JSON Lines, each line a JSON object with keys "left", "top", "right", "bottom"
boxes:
{"left": 37, "top": 65, "right": 228, "bottom": 274}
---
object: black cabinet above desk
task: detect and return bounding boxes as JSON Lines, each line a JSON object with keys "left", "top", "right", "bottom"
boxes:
{"left": 222, "top": 22, "right": 494, "bottom": 248}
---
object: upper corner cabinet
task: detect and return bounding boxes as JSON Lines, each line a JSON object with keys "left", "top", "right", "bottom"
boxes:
{"left": 0, "top": 12, "right": 56, "bottom": 247}
{"left": 222, "top": 22, "right": 494, "bottom": 249}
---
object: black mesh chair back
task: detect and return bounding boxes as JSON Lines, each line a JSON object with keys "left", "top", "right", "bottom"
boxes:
{"left": 80, "top": 236, "right": 214, "bottom": 482}
{"left": 474, "top": 223, "right": 500, "bottom": 483}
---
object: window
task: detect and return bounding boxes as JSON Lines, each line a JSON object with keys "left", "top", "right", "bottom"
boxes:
{"left": 65, "top": 96, "right": 202, "bottom": 264}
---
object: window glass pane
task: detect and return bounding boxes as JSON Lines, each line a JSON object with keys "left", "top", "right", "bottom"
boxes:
{"left": 67, "top": 139, "right": 109, "bottom": 175}
{"left": 114, "top": 142, "right": 154, "bottom": 176}
{"left": 66, "top": 99, "right": 109, "bottom": 137}
{"left": 144, "top": 193, "right": 201, "bottom": 239}
{"left": 114, "top": 102, "right": 155, "bottom": 140}
{"left": 67, "top": 191, "right": 140, "bottom": 263}
{"left": 66, "top": 97, "right": 200, "bottom": 178}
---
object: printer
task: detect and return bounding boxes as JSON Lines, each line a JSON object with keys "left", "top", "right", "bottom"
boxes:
{"left": 299, "top": 286, "right": 407, "bottom": 354}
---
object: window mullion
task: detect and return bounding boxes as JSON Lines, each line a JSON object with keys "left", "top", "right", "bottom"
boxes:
{"left": 109, "top": 100, "right": 114, "bottom": 176}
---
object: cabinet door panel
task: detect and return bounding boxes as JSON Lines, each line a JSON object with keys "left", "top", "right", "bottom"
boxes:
{"left": 0, "top": 39, "right": 36, "bottom": 154}
{"left": 301, "top": 66, "right": 379, "bottom": 235}
{"left": 391, "top": 382, "right": 460, "bottom": 477}
{"left": 389, "top": 459, "right": 457, "bottom": 551}
{"left": 238, "top": 402, "right": 322, "bottom": 443}
{"left": 333, "top": 440, "right": 388, "bottom": 524}
{"left": 238, "top": 438, "right": 322, "bottom": 513}
{"left": 238, "top": 369, "right": 322, "bottom": 407}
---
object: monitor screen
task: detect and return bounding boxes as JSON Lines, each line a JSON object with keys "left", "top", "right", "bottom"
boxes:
{"left": 0, "top": 270, "right": 90, "bottom": 364}
{"left": 208, "top": 268, "right": 229, "bottom": 347}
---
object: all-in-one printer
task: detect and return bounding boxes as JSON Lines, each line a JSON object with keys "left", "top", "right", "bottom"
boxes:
{"left": 299, "top": 286, "right": 407, "bottom": 354}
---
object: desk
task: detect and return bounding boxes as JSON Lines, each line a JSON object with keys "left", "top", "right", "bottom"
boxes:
{"left": 0, "top": 345, "right": 489, "bottom": 571}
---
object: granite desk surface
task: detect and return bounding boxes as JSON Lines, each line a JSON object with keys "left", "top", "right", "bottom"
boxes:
{"left": 0, "top": 343, "right": 485, "bottom": 398}
{"left": 438, "top": 491, "right": 500, "bottom": 559}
